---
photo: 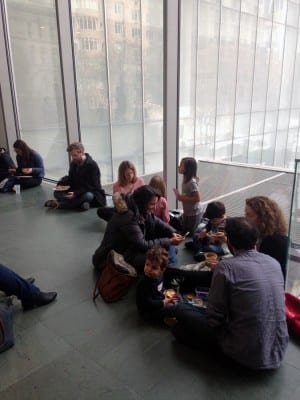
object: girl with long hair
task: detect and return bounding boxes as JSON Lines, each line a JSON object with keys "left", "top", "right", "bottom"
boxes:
{"left": 174, "top": 157, "right": 203, "bottom": 235}
{"left": 1, "top": 139, "right": 44, "bottom": 192}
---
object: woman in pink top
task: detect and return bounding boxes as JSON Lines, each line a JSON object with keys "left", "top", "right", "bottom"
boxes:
{"left": 113, "top": 161, "right": 145, "bottom": 194}
{"left": 97, "top": 161, "right": 144, "bottom": 222}
{"left": 149, "top": 175, "right": 170, "bottom": 223}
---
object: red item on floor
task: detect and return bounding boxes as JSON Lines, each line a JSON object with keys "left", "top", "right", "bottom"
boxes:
{"left": 286, "top": 292, "right": 300, "bottom": 337}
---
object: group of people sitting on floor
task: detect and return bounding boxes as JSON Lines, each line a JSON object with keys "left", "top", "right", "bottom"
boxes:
{"left": 0, "top": 141, "right": 290, "bottom": 370}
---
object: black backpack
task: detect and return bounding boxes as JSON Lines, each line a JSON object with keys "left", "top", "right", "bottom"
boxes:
{"left": 0, "top": 148, "right": 16, "bottom": 181}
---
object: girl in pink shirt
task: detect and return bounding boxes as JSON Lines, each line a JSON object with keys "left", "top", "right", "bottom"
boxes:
{"left": 149, "top": 175, "right": 170, "bottom": 223}
{"left": 113, "top": 161, "right": 145, "bottom": 194}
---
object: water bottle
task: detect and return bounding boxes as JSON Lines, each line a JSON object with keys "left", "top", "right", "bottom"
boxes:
{"left": 14, "top": 184, "right": 21, "bottom": 195}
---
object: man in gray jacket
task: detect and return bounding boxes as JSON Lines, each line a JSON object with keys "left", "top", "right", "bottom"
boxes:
{"left": 172, "top": 217, "right": 289, "bottom": 370}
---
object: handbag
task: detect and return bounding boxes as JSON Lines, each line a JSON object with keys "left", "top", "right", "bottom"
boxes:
{"left": 93, "top": 250, "right": 137, "bottom": 303}
{"left": 285, "top": 292, "right": 300, "bottom": 337}
{"left": 0, "top": 298, "right": 15, "bottom": 353}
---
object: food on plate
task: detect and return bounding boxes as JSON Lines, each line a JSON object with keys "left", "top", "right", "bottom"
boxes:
{"left": 165, "top": 289, "right": 177, "bottom": 299}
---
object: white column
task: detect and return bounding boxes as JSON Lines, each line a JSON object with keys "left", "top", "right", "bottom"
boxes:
{"left": 163, "top": 0, "right": 180, "bottom": 209}
{"left": 56, "top": 1, "right": 80, "bottom": 145}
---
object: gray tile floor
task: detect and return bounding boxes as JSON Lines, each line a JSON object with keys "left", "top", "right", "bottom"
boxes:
{"left": 1, "top": 182, "right": 300, "bottom": 400}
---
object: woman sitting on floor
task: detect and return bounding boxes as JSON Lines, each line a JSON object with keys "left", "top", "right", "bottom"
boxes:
{"left": 1, "top": 139, "right": 44, "bottom": 192}
{"left": 97, "top": 160, "right": 145, "bottom": 222}
{"left": 92, "top": 185, "right": 185, "bottom": 272}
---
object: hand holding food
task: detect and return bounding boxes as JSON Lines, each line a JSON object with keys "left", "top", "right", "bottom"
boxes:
{"left": 170, "top": 232, "right": 185, "bottom": 245}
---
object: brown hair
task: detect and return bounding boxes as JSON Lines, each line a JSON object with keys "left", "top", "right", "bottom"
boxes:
{"left": 146, "top": 247, "right": 169, "bottom": 270}
{"left": 13, "top": 140, "right": 33, "bottom": 164}
{"left": 180, "top": 157, "right": 198, "bottom": 183}
{"left": 118, "top": 160, "right": 137, "bottom": 186}
{"left": 149, "top": 175, "right": 166, "bottom": 198}
{"left": 245, "top": 196, "right": 287, "bottom": 238}
{"left": 67, "top": 142, "right": 85, "bottom": 153}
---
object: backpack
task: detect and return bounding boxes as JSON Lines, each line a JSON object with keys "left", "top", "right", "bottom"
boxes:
{"left": 0, "top": 148, "right": 16, "bottom": 181}
{"left": 0, "top": 298, "right": 15, "bottom": 353}
{"left": 93, "top": 250, "right": 137, "bottom": 303}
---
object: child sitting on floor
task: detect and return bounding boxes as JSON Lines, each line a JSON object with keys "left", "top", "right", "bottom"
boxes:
{"left": 186, "top": 201, "right": 227, "bottom": 261}
{"left": 136, "top": 247, "right": 179, "bottom": 322}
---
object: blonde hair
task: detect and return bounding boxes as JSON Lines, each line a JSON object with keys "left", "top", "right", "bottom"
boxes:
{"left": 149, "top": 175, "right": 166, "bottom": 198}
{"left": 118, "top": 161, "right": 137, "bottom": 186}
{"left": 245, "top": 196, "right": 287, "bottom": 238}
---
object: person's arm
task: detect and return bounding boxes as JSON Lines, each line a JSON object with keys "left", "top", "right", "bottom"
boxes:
{"left": 74, "top": 162, "right": 101, "bottom": 196}
{"left": 176, "top": 190, "right": 201, "bottom": 203}
{"left": 30, "top": 152, "right": 45, "bottom": 177}
{"left": 206, "top": 263, "right": 229, "bottom": 328}
{"left": 113, "top": 181, "right": 121, "bottom": 193}
{"left": 133, "top": 177, "right": 145, "bottom": 190}
{"left": 120, "top": 216, "right": 174, "bottom": 252}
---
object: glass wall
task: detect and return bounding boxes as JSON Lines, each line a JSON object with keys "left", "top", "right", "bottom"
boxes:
{"left": 71, "top": 0, "right": 163, "bottom": 183}
{"left": 180, "top": 0, "right": 300, "bottom": 170}
{"left": 5, "top": 0, "right": 69, "bottom": 179}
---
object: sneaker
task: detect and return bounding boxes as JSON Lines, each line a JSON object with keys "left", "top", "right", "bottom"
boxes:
{"left": 44, "top": 199, "right": 59, "bottom": 209}
{"left": 80, "top": 202, "right": 90, "bottom": 211}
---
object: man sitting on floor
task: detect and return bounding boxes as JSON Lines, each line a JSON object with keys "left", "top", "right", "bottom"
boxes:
{"left": 44, "top": 142, "right": 106, "bottom": 211}
{"left": 0, "top": 263, "right": 57, "bottom": 310}
{"left": 172, "top": 217, "right": 289, "bottom": 370}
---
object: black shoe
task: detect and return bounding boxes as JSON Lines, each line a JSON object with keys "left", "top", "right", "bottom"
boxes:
{"left": 80, "top": 202, "right": 90, "bottom": 211}
{"left": 185, "top": 241, "right": 195, "bottom": 251}
{"left": 22, "top": 291, "right": 57, "bottom": 311}
{"left": 194, "top": 251, "right": 205, "bottom": 262}
{"left": 26, "top": 277, "right": 35, "bottom": 285}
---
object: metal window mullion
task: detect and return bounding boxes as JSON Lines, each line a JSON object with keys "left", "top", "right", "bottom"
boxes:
{"left": 246, "top": 0, "right": 260, "bottom": 164}
{"left": 284, "top": 8, "right": 300, "bottom": 167}
{"left": 140, "top": 0, "right": 145, "bottom": 175}
{"left": 273, "top": 3, "right": 288, "bottom": 165}
{"left": 0, "top": 0, "right": 19, "bottom": 152}
{"left": 102, "top": 0, "right": 113, "bottom": 182}
{"left": 214, "top": 1, "right": 222, "bottom": 160}
{"left": 193, "top": 0, "right": 199, "bottom": 158}
{"left": 163, "top": 0, "right": 180, "bottom": 209}
{"left": 231, "top": 1, "right": 242, "bottom": 161}
{"left": 260, "top": 1, "right": 274, "bottom": 165}
{"left": 56, "top": 0, "right": 80, "bottom": 146}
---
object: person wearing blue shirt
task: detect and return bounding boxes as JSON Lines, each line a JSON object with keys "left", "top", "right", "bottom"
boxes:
{"left": 1, "top": 139, "right": 44, "bottom": 192}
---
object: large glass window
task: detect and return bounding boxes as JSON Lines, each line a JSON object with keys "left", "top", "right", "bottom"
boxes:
{"left": 71, "top": 0, "right": 163, "bottom": 183}
{"left": 6, "top": 0, "right": 68, "bottom": 179}
{"left": 180, "top": 0, "right": 300, "bottom": 171}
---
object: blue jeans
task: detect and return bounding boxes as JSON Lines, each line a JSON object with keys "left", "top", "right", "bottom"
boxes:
{"left": 54, "top": 191, "right": 94, "bottom": 209}
{"left": 0, "top": 264, "right": 40, "bottom": 302}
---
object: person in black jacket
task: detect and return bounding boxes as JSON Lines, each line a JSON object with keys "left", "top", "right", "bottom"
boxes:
{"left": 92, "top": 185, "right": 185, "bottom": 271}
{"left": 136, "top": 247, "right": 179, "bottom": 322}
{"left": 245, "top": 196, "right": 289, "bottom": 281}
{"left": 44, "top": 142, "right": 106, "bottom": 210}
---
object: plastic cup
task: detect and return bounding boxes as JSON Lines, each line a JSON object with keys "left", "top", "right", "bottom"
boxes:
{"left": 15, "top": 184, "right": 21, "bottom": 195}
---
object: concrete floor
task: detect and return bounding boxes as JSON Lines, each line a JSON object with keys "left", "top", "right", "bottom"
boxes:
{"left": 1, "top": 183, "right": 300, "bottom": 400}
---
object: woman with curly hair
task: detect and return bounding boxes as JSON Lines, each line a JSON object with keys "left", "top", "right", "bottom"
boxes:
{"left": 245, "top": 196, "right": 288, "bottom": 280}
